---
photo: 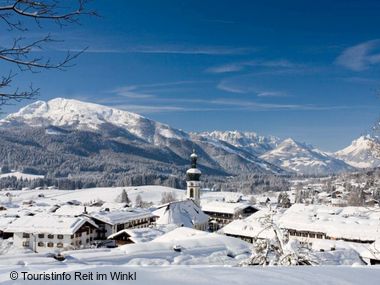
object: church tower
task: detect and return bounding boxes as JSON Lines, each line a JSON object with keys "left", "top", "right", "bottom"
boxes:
{"left": 186, "top": 150, "right": 201, "bottom": 205}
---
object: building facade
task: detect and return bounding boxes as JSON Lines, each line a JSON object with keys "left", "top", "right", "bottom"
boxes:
{"left": 4, "top": 215, "right": 98, "bottom": 253}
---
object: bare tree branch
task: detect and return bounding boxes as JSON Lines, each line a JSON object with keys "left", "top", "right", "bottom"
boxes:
{"left": 0, "top": 0, "right": 97, "bottom": 29}
{"left": 0, "top": 0, "right": 96, "bottom": 107}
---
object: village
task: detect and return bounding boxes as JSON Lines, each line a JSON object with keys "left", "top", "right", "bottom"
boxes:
{"left": 0, "top": 151, "right": 379, "bottom": 267}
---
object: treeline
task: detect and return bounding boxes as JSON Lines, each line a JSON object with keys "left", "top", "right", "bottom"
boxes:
{"left": 0, "top": 171, "right": 289, "bottom": 193}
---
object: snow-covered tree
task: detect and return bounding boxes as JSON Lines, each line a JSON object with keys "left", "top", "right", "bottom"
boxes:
{"left": 240, "top": 209, "right": 317, "bottom": 266}
{"left": 160, "top": 191, "right": 177, "bottom": 204}
{"left": 277, "top": 192, "right": 291, "bottom": 208}
{"left": 117, "top": 189, "right": 131, "bottom": 204}
{"left": 135, "top": 194, "right": 143, "bottom": 208}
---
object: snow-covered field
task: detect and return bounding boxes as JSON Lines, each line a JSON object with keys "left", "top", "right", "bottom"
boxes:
{"left": 0, "top": 186, "right": 185, "bottom": 207}
{"left": 1, "top": 185, "right": 380, "bottom": 284}
{"left": 0, "top": 265, "right": 379, "bottom": 284}
{"left": 0, "top": 172, "right": 44, "bottom": 180}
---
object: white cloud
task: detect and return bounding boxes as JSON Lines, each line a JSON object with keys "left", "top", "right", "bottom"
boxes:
{"left": 206, "top": 59, "right": 298, "bottom": 74}
{"left": 217, "top": 80, "right": 248, "bottom": 93}
{"left": 217, "top": 78, "right": 287, "bottom": 97}
{"left": 335, "top": 39, "right": 380, "bottom": 71}
{"left": 65, "top": 45, "right": 255, "bottom": 56}
{"left": 206, "top": 63, "right": 245, "bottom": 74}
{"left": 257, "top": 91, "right": 287, "bottom": 97}
{"left": 111, "top": 86, "right": 155, "bottom": 99}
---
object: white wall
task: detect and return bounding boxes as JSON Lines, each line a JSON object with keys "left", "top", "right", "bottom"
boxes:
{"left": 13, "top": 229, "right": 97, "bottom": 253}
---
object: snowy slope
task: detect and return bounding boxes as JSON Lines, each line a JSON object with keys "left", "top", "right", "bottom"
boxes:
{"left": 260, "top": 138, "right": 355, "bottom": 175}
{"left": 335, "top": 135, "right": 380, "bottom": 168}
{"left": 0, "top": 98, "right": 189, "bottom": 145}
{"left": 0, "top": 171, "right": 44, "bottom": 180}
{"left": 0, "top": 186, "right": 186, "bottom": 207}
{"left": 196, "top": 130, "right": 281, "bottom": 155}
{"left": 0, "top": 265, "right": 379, "bottom": 285}
{"left": 0, "top": 98, "right": 285, "bottom": 176}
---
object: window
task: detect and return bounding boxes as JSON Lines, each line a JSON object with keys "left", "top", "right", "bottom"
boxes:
{"left": 38, "top": 234, "right": 44, "bottom": 239}
{"left": 47, "top": 234, "right": 54, "bottom": 239}
{"left": 38, "top": 242, "right": 45, "bottom": 247}
{"left": 22, "top": 233, "right": 30, "bottom": 238}
{"left": 190, "top": 188, "right": 194, "bottom": 198}
{"left": 57, "top": 243, "right": 63, "bottom": 248}
{"left": 57, "top": 235, "right": 63, "bottom": 239}
{"left": 47, "top": 242, "right": 54, "bottom": 248}
{"left": 22, "top": 241, "right": 29, "bottom": 247}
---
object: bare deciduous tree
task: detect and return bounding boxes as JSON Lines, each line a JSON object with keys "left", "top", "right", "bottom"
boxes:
{"left": 0, "top": 0, "right": 96, "bottom": 106}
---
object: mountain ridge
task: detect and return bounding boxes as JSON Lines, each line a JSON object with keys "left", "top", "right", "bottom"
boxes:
{"left": 2, "top": 97, "right": 378, "bottom": 179}
{"left": 260, "top": 137, "right": 355, "bottom": 175}
{"left": 0, "top": 98, "right": 287, "bottom": 186}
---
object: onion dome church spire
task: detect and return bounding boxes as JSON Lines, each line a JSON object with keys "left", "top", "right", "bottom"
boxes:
{"left": 186, "top": 149, "right": 201, "bottom": 205}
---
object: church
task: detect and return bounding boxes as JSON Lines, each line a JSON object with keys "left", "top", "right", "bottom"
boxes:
{"left": 186, "top": 150, "right": 202, "bottom": 205}
{"left": 152, "top": 150, "right": 209, "bottom": 231}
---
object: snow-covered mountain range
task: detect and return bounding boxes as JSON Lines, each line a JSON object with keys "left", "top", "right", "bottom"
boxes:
{"left": 334, "top": 135, "right": 380, "bottom": 169}
{"left": 0, "top": 98, "right": 285, "bottom": 184}
{"left": 260, "top": 138, "right": 355, "bottom": 175}
{"left": 195, "top": 131, "right": 281, "bottom": 155}
{"left": 1, "top": 98, "right": 189, "bottom": 145}
{"left": 1, "top": 97, "right": 379, "bottom": 178}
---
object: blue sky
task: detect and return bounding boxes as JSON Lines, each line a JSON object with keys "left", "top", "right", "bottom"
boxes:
{"left": 1, "top": 0, "right": 380, "bottom": 151}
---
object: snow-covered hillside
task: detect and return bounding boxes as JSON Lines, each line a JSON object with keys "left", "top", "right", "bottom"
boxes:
{"left": 196, "top": 130, "right": 281, "bottom": 155}
{"left": 0, "top": 98, "right": 285, "bottom": 177}
{"left": 0, "top": 186, "right": 185, "bottom": 207}
{"left": 335, "top": 135, "right": 380, "bottom": 168}
{"left": 0, "top": 98, "right": 189, "bottom": 145}
{"left": 0, "top": 172, "right": 44, "bottom": 180}
{"left": 260, "top": 138, "right": 354, "bottom": 175}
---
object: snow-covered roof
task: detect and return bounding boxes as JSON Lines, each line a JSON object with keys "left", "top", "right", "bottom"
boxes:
{"left": 279, "top": 204, "right": 380, "bottom": 241}
{"left": 88, "top": 208, "right": 155, "bottom": 226}
{"left": 4, "top": 215, "right": 98, "bottom": 235}
{"left": 201, "top": 201, "right": 255, "bottom": 215}
{"left": 108, "top": 224, "right": 178, "bottom": 243}
{"left": 101, "top": 202, "right": 129, "bottom": 211}
{"left": 117, "top": 227, "right": 251, "bottom": 263}
{"left": 153, "top": 199, "right": 209, "bottom": 227}
{"left": 219, "top": 210, "right": 277, "bottom": 239}
{"left": 53, "top": 205, "right": 101, "bottom": 217}
{"left": 186, "top": 168, "right": 201, "bottom": 175}
{"left": 153, "top": 226, "right": 208, "bottom": 242}
{"left": 0, "top": 217, "right": 17, "bottom": 232}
